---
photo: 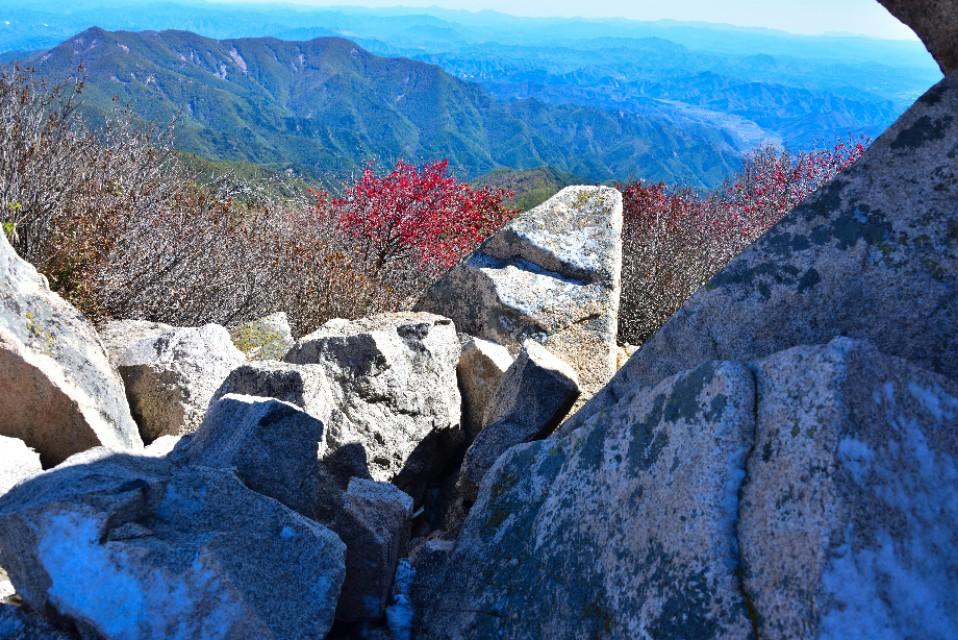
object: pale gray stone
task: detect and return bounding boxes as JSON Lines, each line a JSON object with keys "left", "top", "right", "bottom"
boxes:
{"left": 0, "top": 454, "right": 346, "bottom": 640}
{"left": 418, "top": 339, "right": 958, "bottom": 639}
{"left": 457, "top": 337, "right": 514, "bottom": 439}
{"left": 0, "top": 437, "right": 41, "bottom": 496}
{"left": 457, "top": 341, "right": 579, "bottom": 503}
{"left": 416, "top": 186, "right": 622, "bottom": 404}
{"left": 575, "top": 71, "right": 958, "bottom": 428}
{"left": 280, "top": 313, "right": 462, "bottom": 494}
{"left": 174, "top": 394, "right": 323, "bottom": 519}
{"left": 333, "top": 479, "right": 414, "bottom": 623}
{"left": 110, "top": 323, "right": 245, "bottom": 442}
{"left": 0, "top": 233, "right": 141, "bottom": 466}
{"left": 421, "top": 359, "right": 757, "bottom": 639}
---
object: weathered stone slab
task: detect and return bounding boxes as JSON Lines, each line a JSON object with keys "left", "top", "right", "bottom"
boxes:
{"left": 416, "top": 186, "right": 622, "bottom": 404}
{"left": 0, "top": 233, "right": 141, "bottom": 466}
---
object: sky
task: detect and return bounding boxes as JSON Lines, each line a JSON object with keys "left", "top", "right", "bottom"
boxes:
{"left": 211, "top": 0, "right": 918, "bottom": 40}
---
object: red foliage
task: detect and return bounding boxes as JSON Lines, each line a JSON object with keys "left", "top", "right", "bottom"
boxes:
{"left": 621, "top": 140, "right": 867, "bottom": 249}
{"left": 316, "top": 159, "right": 516, "bottom": 270}
{"left": 616, "top": 139, "right": 867, "bottom": 344}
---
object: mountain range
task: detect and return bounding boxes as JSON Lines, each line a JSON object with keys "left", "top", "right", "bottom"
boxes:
{"left": 2, "top": 2, "right": 941, "bottom": 188}
{"left": 20, "top": 27, "right": 748, "bottom": 186}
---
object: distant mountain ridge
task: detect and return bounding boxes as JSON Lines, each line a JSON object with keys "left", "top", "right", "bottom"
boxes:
{"left": 18, "top": 28, "right": 748, "bottom": 187}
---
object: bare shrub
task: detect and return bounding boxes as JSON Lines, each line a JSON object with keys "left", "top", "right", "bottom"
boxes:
{"left": 618, "top": 141, "right": 866, "bottom": 346}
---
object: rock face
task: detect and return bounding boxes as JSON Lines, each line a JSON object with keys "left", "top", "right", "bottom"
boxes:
{"left": 457, "top": 342, "right": 579, "bottom": 503}
{"left": 579, "top": 71, "right": 958, "bottom": 422}
{"left": 457, "top": 337, "right": 514, "bottom": 439}
{"left": 0, "top": 455, "right": 346, "bottom": 640}
{"left": 174, "top": 394, "right": 323, "bottom": 519}
{"left": 0, "top": 438, "right": 42, "bottom": 496}
{"left": 878, "top": 0, "right": 958, "bottom": 73}
{"left": 334, "top": 479, "right": 414, "bottom": 623}
{"left": 418, "top": 339, "right": 958, "bottom": 639}
{"left": 416, "top": 186, "right": 623, "bottom": 403}
{"left": 282, "top": 313, "right": 462, "bottom": 487}
{"left": 107, "top": 323, "right": 245, "bottom": 442}
{"left": 0, "top": 233, "right": 141, "bottom": 466}
{"left": 229, "top": 312, "right": 295, "bottom": 361}
{"left": 0, "top": 604, "right": 76, "bottom": 639}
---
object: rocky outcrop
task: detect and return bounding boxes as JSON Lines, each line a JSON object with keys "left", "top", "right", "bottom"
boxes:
{"left": 574, "top": 71, "right": 958, "bottom": 425}
{"left": 106, "top": 323, "right": 245, "bottom": 442}
{"left": 333, "top": 479, "right": 414, "bottom": 624}
{"left": 0, "top": 454, "right": 346, "bottom": 640}
{"left": 229, "top": 312, "right": 295, "bottom": 361}
{"left": 419, "top": 339, "right": 958, "bottom": 638}
{"left": 174, "top": 394, "right": 323, "bottom": 519}
{"left": 0, "top": 604, "right": 76, "bottom": 639}
{"left": 878, "top": 0, "right": 958, "bottom": 74}
{"left": 457, "top": 337, "right": 514, "bottom": 439}
{"left": 0, "top": 233, "right": 141, "bottom": 466}
{"left": 456, "top": 342, "right": 579, "bottom": 503}
{"left": 416, "top": 186, "right": 622, "bottom": 403}
{"left": 0, "top": 438, "right": 41, "bottom": 497}
{"left": 282, "top": 313, "right": 462, "bottom": 490}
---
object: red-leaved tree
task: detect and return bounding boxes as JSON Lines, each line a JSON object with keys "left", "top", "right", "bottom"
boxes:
{"left": 321, "top": 159, "right": 516, "bottom": 271}
{"left": 618, "top": 139, "right": 867, "bottom": 345}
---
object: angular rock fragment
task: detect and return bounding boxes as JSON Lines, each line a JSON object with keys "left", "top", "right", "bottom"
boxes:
{"left": 0, "top": 455, "right": 346, "bottom": 640}
{"left": 421, "top": 359, "right": 757, "bottom": 639}
{"left": 457, "top": 336, "right": 514, "bottom": 439}
{"left": 584, "top": 70, "right": 958, "bottom": 419}
{"left": 107, "top": 323, "right": 245, "bottom": 442}
{"left": 418, "top": 339, "right": 958, "bottom": 639}
{"left": 0, "top": 233, "right": 141, "bottom": 466}
{"left": 174, "top": 394, "right": 323, "bottom": 518}
{"left": 333, "top": 479, "right": 414, "bottom": 623}
{"left": 281, "top": 313, "right": 462, "bottom": 491}
{"left": 416, "top": 186, "right": 623, "bottom": 403}
{"left": 457, "top": 341, "right": 579, "bottom": 503}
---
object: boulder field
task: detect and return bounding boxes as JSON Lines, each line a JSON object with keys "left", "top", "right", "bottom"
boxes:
{"left": 1, "top": 2, "right": 957, "bottom": 637}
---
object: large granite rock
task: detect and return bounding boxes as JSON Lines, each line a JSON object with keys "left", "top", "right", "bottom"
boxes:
{"left": 229, "top": 312, "right": 295, "bottom": 361}
{"left": 576, "top": 71, "right": 958, "bottom": 424}
{"left": 106, "top": 322, "right": 245, "bottom": 442}
{"left": 416, "top": 186, "right": 623, "bottom": 403}
{"left": 0, "top": 233, "right": 141, "bottom": 466}
{"left": 457, "top": 337, "right": 514, "bottom": 439}
{"left": 282, "top": 313, "right": 462, "bottom": 490}
{"left": 878, "top": 0, "right": 958, "bottom": 73}
{"left": 418, "top": 339, "right": 958, "bottom": 639}
{"left": 0, "top": 454, "right": 346, "bottom": 640}
{"left": 457, "top": 341, "right": 579, "bottom": 503}
{"left": 333, "top": 479, "right": 414, "bottom": 623}
{"left": 174, "top": 394, "right": 323, "bottom": 519}
{"left": 0, "top": 437, "right": 41, "bottom": 496}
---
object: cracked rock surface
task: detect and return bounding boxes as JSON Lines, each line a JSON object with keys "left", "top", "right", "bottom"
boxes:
{"left": 416, "top": 186, "right": 623, "bottom": 404}
{"left": 417, "top": 338, "right": 958, "bottom": 639}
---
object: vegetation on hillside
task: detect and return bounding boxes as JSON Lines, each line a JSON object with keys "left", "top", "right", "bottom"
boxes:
{"left": 617, "top": 140, "right": 866, "bottom": 344}
{"left": 17, "top": 28, "right": 744, "bottom": 189}
{"left": 1, "top": 67, "right": 865, "bottom": 346}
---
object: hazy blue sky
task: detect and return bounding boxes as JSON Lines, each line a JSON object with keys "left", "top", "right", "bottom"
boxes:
{"left": 212, "top": 0, "right": 917, "bottom": 40}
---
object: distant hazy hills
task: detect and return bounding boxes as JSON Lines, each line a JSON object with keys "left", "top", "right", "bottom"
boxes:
{"left": 20, "top": 28, "right": 749, "bottom": 187}
{"left": 3, "top": 2, "right": 941, "bottom": 187}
